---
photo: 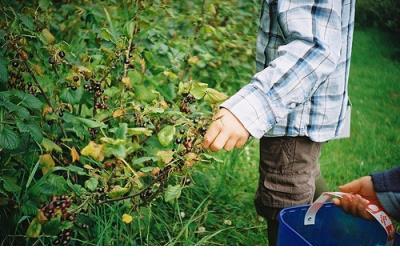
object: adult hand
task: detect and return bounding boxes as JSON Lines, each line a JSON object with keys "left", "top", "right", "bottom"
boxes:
{"left": 202, "top": 108, "right": 249, "bottom": 152}
{"left": 333, "top": 176, "right": 380, "bottom": 220}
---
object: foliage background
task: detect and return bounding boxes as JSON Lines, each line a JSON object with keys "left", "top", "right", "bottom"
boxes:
{"left": 0, "top": 0, "right": 399, "bottom": 245}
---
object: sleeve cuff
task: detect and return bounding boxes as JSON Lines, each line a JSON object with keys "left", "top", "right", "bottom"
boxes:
{"left": 376, "top": 191, "right": 400, "bottom": 222}
{"left": 220, "top": 84, "right": 276, "bottom": 139}
{"left": 371, "top": 166, "right": 400, "bottom": 192}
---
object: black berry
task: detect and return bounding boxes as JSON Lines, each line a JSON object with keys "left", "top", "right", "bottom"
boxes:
{"left": 48, "top": 57, "right": 56, "bottom": 65}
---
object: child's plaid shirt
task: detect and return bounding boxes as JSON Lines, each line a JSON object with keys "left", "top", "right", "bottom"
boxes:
{"left": 221, "top": 0, "right": 355, "bottom": 142}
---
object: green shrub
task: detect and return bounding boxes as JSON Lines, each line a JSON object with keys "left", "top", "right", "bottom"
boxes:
{"left": 356, "top": 0, "right": 400, "bottom": 33}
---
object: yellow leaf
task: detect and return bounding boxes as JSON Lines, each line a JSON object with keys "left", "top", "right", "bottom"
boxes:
{"left": 41, "top": 28, "right": 55, "bottom": 44}
{"left": 42, "top": 105, "right": 53, "bottom": 116}
{"left": 39, "top": 154, "right": 55, "bottom": 174}
{"left": 122, "top": 213, "right": 133, "bottom": 224}
{"left": 37, "top": 210, "right": 48, "bottom": 223}
{"left": 70, "top": 147, "right": 80, "bottom": 163}
{"left": 139, "top": 57, "right": 146, "bottom": 73}
{"left": 83, "top": 164, "right": 94, "bottom": 170}
{"left": 113, "top": 108, "right": 126, "bottom": 118}
{"left": 163, "top": 70, "right": 178, "bottom": 80}
{"left": 184, "top": 152, "right": 199, "bottom": 167}
{"left": 32, "top": 64, "right": 44, "bottom": 76}
{"left": 204, "top": 88, "right": 228, "bottom": 104}
{"left": 157, "top": 150, "right": 174, "bottom": 164}
{"left": 76, "top": 66, "right": 93, "bottom": 79}
{"left": 81, "top": 141, "right": 104, "bottom": 162}
{"left": 122, "top": 76, "right": 132, "bottom": 89}
{"left": 188, "top": 56, "right": 200, "bottom": 65}
{"left": 159, "top": 100, "right": 169, "bottom": 109}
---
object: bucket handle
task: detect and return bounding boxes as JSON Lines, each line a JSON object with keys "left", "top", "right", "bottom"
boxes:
{"left": 304, "top": 192, "right": 395, "bottom": 246}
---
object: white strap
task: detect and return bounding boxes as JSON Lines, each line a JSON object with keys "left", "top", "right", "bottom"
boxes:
{"left": 304, "top": 192, "right": 395, "bottom": 246}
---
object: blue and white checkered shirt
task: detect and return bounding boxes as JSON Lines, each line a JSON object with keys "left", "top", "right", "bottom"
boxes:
{"left": 221, "top": 0, "right": 355, "bottom": 142}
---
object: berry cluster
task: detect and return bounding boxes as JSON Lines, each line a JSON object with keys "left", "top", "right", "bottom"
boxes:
{"left": 84, "top": 80, "right": 108, "bottom": 110}
{"left": 140, "top": 188, "right": 153, "bottom": 201}
{"left": 48, "top": 50, "right": 65, "bottom": 65}
{"left": 53, "top": 229, "right": 72, "bottom": 246}
{"left": 89, "top": 128, "right": 98, "bottom": 138}
{"left": 179, "top": 93, "right": 196, "bottom": 114}
{"left": 40, "top": 195, "right": 74, "bottom": 221}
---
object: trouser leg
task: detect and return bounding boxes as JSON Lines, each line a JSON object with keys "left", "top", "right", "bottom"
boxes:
{"left": 254, "top": 136, "right": 323, "bottom": 245}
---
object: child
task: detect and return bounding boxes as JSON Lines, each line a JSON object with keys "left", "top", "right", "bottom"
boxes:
{"left": 203, "top": 0, "right": 356, "bottom": 245}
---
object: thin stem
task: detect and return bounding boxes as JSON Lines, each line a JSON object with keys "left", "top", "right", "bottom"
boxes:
{"left": 23, "top": 61, "right": 68, "bottom": 138}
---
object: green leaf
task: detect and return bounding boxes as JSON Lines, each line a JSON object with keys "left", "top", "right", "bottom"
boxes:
{"left": 190, "top": 82, "right": 208, "bottom": 99}
{"left": 30, "top": 174, "right": 68, "bottom": 197}
{"left": 42, "top": 217, "right": 61, "bottom": 235}
{"left": 67, "top": 180, "right": 87, "bottom": 196}
{"left": 202, "top": 153, "right": 223, "bottom": 163}
{"left": 100, "top": 28, "right": 115, "bottom": 43}
{"left": 41, "top": 138, "right": 62, "bottom": 153}
{"left": 107, "top": 185, "right": 129, "bottom": 199}
{"left": 26, "top": 218, "right": 42, "bottom": 238}
{"left": 124, "top": 21, "right": 135, "bottom": 38}
{"left": 38, "top": 0, "right": 50, "bottom": 10}
{"left": 60, "top": 88, "right": 84, "bottom": 105}
{"left": 135, "top": 85, "right": 158, "bottom": 103}
{"left": 112, "top": 123, "right": 128, "bottom": 139}
{"left": 16, "top": 120, "right": 43, "bottom": 143}
{"left": 13, "top": 91, "right": 43, "bottom": 110}
{"left": 127, "top": 127, "right": 153, "bottom": 136}
{"left": 0, "top": 98, "right": 30, "bottom": 119}
{"left": 76, "top": 117, "right": 106, "bottom": 128}
{"left": 84, "top": 177, "right": 98, "bottom": 192}
{"left": 0, "top": 126, "right": 20, "bottom": 150}
{"left": 204, "top": 88, "right": 228, "bottom": 104}
{"left": 164, "top": 184, "right": 182, "bottom": 204}
{"left": 140, "top": 166, "right": 154, "bottom": 173}
{"left": 0, "top": 54, "right": 8, "bottom": 83}
{"left": 127, "top": 70, "right": 142, "bottom": 84}
{"left": 19, "top": 15, "right": 35, "bottom": 31}
{"left": 104, "top": 144, "right": 126, "bottom": 158}
{"left": 2, "top": 177, "right": 22, "bottom": 193}
{"left": 157, "top": 125, "right": 176, "bottom": 147}
{"left": 132, "top": 156, "right": 156, "bottom": 166}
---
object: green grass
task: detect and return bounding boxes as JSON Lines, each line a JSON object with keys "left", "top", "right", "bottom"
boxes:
{"left": 85, "top": 28, "right": 400, "bottom": 246}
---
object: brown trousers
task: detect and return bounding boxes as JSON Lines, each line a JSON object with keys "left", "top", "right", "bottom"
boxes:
{"left": 255, "top": 136, "right": 323, "bottom": 221}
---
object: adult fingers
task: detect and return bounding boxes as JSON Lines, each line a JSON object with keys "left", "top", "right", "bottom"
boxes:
{"left": 340, "top": 194, "right": 353, "bottom": 213}
{"left": 357, "top": 196, "right": 373, "bottom": 220}
{"left": 210, "top": 130, "right": 230, "bottom": 152}
{"left": 332, "top": 198, "right": 341, "bottom": 206}
{"left": 203, "top": 120, "right": 222, "bottom": 149}
{"left": 339, "top": 179, "right": 362, "bottom": 194}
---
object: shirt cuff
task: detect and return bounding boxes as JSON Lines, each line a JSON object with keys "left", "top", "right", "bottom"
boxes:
{"left": 220, "top": 84, "right": 276, "bottom": 139}
{"left": 376, "top": 191, "right": 400, "bottom": 222}
{"left": 371, "top": 166, "right": 400, "bottom": 192}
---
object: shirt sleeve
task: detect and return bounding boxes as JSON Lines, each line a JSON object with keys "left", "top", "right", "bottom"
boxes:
{"left": 375, "top": 192, "right": 400, "bottom": 221}
{"left": 221, "top": 0, "right": 343, "bottom": 138}
{"left": 371, "top": 166, "right": 400, "bottom": 192}
{"left": 371, "top": 166, "right": 400, "bottom": 221}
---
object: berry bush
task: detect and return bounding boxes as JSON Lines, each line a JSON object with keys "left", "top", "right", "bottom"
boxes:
{"left": 0, "top": 0, "right": 257, "bottom": 245}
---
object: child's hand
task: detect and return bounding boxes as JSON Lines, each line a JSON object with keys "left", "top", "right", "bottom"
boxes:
{"left": 202, "top": 108, "right": 249, "bottom": 152}
{"left": 333, "top": 176, "right": 380, "bottom": 220}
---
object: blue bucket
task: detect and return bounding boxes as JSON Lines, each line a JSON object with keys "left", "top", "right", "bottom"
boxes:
{"left": 277, "top": 203, "right": 399, "bottom": 246}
